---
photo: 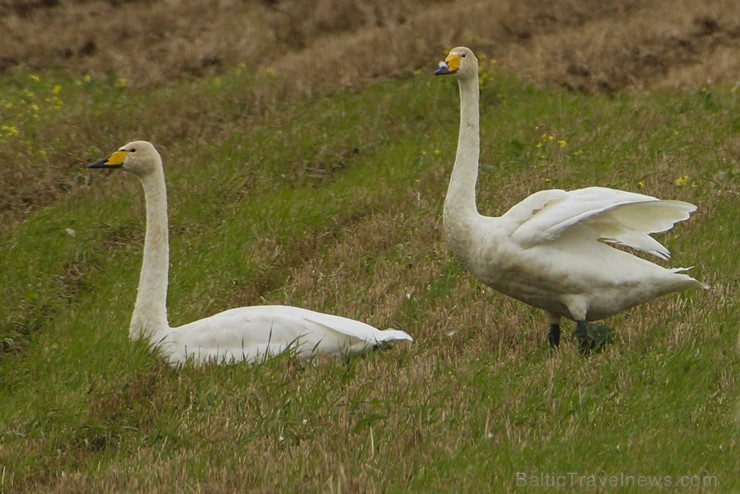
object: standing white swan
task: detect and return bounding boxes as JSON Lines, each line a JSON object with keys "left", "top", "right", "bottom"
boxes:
{"left": 435, "top": 47, "right": 705, "bottom": 351}
{"left": 88, "top": 141, "right": 412, "bottom": 366}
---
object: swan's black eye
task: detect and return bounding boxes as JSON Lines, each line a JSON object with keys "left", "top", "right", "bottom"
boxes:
{"left": 129, "top": 148, "right": 136, "bottom": 153}
{"left": 461, "top": 53, "right": 466, "bottom": 57}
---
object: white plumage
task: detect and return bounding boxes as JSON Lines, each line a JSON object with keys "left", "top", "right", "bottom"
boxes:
{"left": 435, "top": 47, "right": 705, "bottom": 349}
{"left": 89, "top": 141, "right": 412, "bottom": 366}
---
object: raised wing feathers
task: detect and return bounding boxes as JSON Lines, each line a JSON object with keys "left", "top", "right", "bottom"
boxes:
{"left": 509, "top": 187, "right": 697, "bottom": 258}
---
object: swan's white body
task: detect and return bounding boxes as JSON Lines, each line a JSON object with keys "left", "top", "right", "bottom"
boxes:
{"left": 89, "top": 141, "right": 412, "bottom": 366}
{"left": 436, "top": 47, "right": 705, "bottom": 335}
{"left": 150, "top": 305, "right": 412, "bottom": 365}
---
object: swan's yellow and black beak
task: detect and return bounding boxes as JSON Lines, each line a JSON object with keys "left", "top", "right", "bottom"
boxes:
{"left": 88, "top": 150, "right": 128, "bottom": 169}
{"left": 434, "top": 53, "right": 461, "bottom": 76}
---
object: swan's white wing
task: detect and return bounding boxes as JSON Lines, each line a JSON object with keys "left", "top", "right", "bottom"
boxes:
{"left": 165, "top": 305, "right": 411, "bottom": 365}
{"left": 293, "top": 308, "right": 414, "bottom": 344}
{"left": 500, "top": 189, "right": 569, "bottom": 225}
{"left": 509, "top": 187, "right": 697, "bottom": 258}
{"left": 577, "top": 200, "right": 696, "bottom": 259}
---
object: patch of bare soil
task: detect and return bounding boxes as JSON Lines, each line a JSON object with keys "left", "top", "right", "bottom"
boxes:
{"left": 1, "top": 0, "right": 737, "bottom": 92}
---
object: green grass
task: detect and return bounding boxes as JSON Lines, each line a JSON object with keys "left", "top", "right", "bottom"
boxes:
{"left": 0, "top": 66, "right": 737, "bottom": 493}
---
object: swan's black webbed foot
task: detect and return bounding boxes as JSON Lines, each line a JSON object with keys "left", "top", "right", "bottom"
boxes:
{"left": 575, "top": 320, "right": 615, "bottom": 354}
{"left": 548, "top": 323, "right": 561, "bottom": 349}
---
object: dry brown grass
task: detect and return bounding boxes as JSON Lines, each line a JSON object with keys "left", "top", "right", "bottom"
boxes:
{"left": 1, "top": 0, "right": 737, "bottom": 91}
{"left": 498, "top": 0, "right": 740, "bottom": 93}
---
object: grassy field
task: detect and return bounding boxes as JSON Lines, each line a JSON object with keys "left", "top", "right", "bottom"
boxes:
{"left": 1, "top": 1, "right": 739, "bottom": 492}
{"left": 1, "top": 60, "right": 737, "bottom": 493}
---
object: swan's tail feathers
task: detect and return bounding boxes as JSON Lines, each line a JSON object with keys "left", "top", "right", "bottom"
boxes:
{"left": 672, "top": 266, "right": 710, "bottom": 289}
{"left": 377, "top": 328, "right": 414, "bottom": 342}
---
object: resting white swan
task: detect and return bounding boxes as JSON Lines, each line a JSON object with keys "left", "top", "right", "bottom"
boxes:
{"left": 88, "top": 141, "right": 412, "bottom": 366}
{"left": 435, "top": 47, "right": 706, "bottom": 350}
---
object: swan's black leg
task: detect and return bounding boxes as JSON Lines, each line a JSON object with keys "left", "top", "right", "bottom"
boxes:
{"left": 548, "top": 324, "right": 560, "bottom": 349}
{"left": 575, "top": 320, "right": 592, "bottom": 354}
{"left": 576, "top": 320, "right": 615, "bottom": 354}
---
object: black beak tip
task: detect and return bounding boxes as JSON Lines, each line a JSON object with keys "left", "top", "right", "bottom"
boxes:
{"left": 88, "top": 160, "right": 106, "bottom": 169}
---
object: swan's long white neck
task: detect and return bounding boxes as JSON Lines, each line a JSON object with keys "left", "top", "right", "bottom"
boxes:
{"left": 444, "top": 73, "right": 481, "bottom": 251}
{"left": 130, "top": 165, "right": 170, "bottom": 341}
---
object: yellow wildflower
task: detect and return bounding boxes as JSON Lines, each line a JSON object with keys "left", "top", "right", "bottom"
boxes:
{"left": 3, "top": 125, "right": 20, "bottom": 136}
{"left": 557, "top": 140, "right": 567, "bottom": 148}
{"left": 52, "top": 84, "right": 62, "bottom": 94}
{"left": 30, "top": 74, "right": 40, "bottom": 83}
{"left": 674, "top": 175, "right": 689, "bottom": 187}
{"left": 116, "top": 77, "right": 127, "bottom": 88}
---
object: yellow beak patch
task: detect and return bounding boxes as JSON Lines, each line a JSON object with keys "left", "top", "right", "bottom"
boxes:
{"left": 445, "top": 54, "right": 462, "bottom": 73}
{"left": 105, "top": 150, "right": 129, "bottom": 166}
